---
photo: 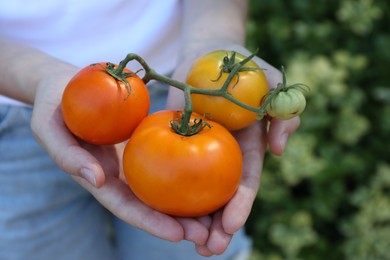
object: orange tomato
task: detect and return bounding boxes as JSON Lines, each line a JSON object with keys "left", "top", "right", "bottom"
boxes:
{"left": 186, "top": 50, "right": 269, "bottom": 131}
{"left": 61, "top": 62, "right": 149, "bottom": 145}
{"left": 122, "top": 110, "right": 242, "bottom": 217}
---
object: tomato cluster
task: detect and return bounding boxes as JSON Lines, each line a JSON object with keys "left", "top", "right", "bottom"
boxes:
{"left": 60, "top": 51, "right": 307, "bottom": 217}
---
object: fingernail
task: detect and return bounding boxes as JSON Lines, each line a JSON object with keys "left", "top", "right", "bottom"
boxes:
{"left": 80, "top": 167, "right": 97, "bottom": 187}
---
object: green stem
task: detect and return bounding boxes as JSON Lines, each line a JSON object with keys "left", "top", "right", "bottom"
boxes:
{"left": 147, "top": 70, "right": 261, "bottom": 114}
{"left": 113, "top": 53, "right": 153, "bottom": 79}
{"left": 281, "top": 65, "right": 287, "bottom": 91}
{"left": 180, "top": 87, "right": 193, "bottom": 134}
{"left": 220, "top": 64, "right": 240, "bottom": 92}
{"left": 111, "top": 52, "right": 269, "bottom": 135}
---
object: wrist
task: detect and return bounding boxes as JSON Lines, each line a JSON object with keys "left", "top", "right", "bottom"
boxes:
{"left": 34, "top": 64, "right": 79, "bottom": 105}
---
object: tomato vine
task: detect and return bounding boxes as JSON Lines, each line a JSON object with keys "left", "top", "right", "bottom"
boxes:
{"left": 100, "top": 51, "right": 307, "bottom": 136}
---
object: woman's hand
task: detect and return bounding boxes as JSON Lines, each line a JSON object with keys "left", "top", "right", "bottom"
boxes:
{"left": 167, "top": 46, "right": 300, "bottom": 256}
{"left": 30, "top": 69, "right": 214, "bottom": 245}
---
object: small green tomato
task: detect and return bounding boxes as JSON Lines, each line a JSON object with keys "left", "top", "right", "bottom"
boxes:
{"left": 266, "top": 88, "right": 306, "bottom": 120}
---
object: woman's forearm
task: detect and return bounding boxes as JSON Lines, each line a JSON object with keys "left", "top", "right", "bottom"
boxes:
{"left": 0, "top": 37, "right": 77, "bottom": 104}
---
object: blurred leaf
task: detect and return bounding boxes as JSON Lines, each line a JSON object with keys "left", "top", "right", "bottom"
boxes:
{"left": 246, "top": 0, "right": 390, "bottom": 258}
{"left": 260, "top": 168, "right": 289, "bottom": 202}
{"left": 371, "top": 86, "right": 390, "bottom": 103}
{"left": 277, "top": 134, "right": 326, "bottom": 185}
{"left": 337, "top": 0, "right": 383, "bottom": 35}
{"left": 269, "top": 211, "right": 318, "bottom": 259}
{"left": 341, "top": 163, "right": 390, "bottom": 259}
{"left": 333, "top": 107, "right": 370, "bottom": 145}
{"left": 249, "top": 250, "right": 283, "bottom": 260}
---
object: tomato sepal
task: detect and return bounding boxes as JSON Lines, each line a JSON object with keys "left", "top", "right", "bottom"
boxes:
{"left": 170, "top": 111, "right": 211, "bottom": 136}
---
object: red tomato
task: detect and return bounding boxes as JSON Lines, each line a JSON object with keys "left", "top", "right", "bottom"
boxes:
{"left": 122, "top": 110, "right": 242, "bottom": 217}
{"left": 61, "top": 62, "right": 149, "bottom": 145}
{"left": 186, "top": 50, "right": 269, "bottom": 131}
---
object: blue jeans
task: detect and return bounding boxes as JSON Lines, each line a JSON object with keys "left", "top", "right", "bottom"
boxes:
{"left": 0, "top": 85, "right": 251, "bottom": 260}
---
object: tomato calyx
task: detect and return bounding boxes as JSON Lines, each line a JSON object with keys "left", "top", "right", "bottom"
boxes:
{"left": 170, "top": 111, "right": 211, "bottom": 136}
{"left": 93, "top": 62, "right": 141, "bottom": 98}
{"left": 213, "top": 51, "right": 263, "bottom": 90}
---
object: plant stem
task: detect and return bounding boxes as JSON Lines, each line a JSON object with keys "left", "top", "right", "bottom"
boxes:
{"left": 180, "top": 88, "right": 193, "bottom": 134}
{"left": 112, "top": 52, "right": 268, "bottom": 134}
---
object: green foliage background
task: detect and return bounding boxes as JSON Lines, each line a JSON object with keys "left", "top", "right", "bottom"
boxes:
{"left": 245, "top": 0, "right": 390, "bottom": 259}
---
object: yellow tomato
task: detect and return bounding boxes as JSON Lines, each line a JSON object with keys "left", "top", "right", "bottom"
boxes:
{"left": 186, "top": 50, "right": 269, "bottom": 131}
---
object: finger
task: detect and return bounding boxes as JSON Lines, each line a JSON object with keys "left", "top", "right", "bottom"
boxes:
{"left": 252, "top": 57, "right": 282, "bottom": 89}
{"left": 81, "top": 143, "right": 120, "bottom": 179}
{"left": 31, "top": 105, "right": 105, "bottom": 187}
{"left": 192, "top": 215, "right": 215, "bottom": 255}
{"left": 176, "top": 218, "right": 209, "bottom": 245}
{"left": 222, "top": 164, "right": 261, "bottom": 234}
{"left": 197, "top": 215, "right": 212, "bottom": 230}
{"left": 195, "top": 244, "right": 214, "bottom": 257}
{"left": 204, "top": 211, "right": 233, "bottom": 255}
{"left": 74, "top": 174, "right": 185, "bottom": 242}
{"left": 224, "top": 121, "right": 266, "bottom": 234}
{"left": 268, "top": 116, "right": 301, "bottom": 156}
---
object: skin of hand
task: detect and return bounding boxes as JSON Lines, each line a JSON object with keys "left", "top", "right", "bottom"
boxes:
{"left": 166, "top": 46, "right": 301, "bottom": 256}
{"left": 0, "top": 37, "right": 210, "bottom": 245}
{"left": 31, "top": 48, "right": 300, "bottom": 257}
{"left": 30, "top": 66, "right": 215, "bottom": 245}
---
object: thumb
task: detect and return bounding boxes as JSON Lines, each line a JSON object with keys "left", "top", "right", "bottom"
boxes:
{"left": 31, "top": 105, "right": 105, "bottom": 187}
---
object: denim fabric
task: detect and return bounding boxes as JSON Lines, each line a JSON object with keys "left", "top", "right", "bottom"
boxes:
{"left": 0, "top": 85, "right": 251, "bottom": 260}
{"left": 0, "top": 106, "right": 115, "bottom": 260}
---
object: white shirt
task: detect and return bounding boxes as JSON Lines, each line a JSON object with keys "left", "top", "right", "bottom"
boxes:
{"left": 0, "top": 0, "right": 182, "bottom": 105}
